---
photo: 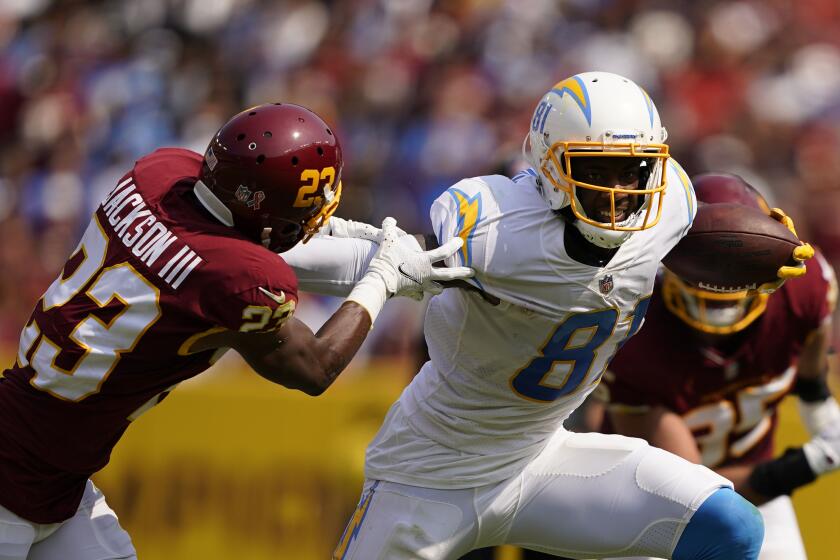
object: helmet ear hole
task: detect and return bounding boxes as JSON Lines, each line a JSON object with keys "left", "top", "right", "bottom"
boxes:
{"left": 278, "top": 221, "right": 300, "bottom": 235}
{"left": 256, "top": 154, "right": 265, "bottom": 164}
{"left": 267, "top": 220, "right": 304, "bottom": 252}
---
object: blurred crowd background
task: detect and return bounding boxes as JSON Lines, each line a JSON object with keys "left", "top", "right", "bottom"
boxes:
{"left": 3, "top": 0, "right": 840, "bottom": 354}
{"left": 3, "top": 1, "right": 840, "bottom": 558}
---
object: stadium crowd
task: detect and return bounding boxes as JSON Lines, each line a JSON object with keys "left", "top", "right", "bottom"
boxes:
{"left": 2, "top": 0, "right": 840, "bottom": 353}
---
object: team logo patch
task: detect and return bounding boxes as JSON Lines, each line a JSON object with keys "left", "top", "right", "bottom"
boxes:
{"left": 235, "top": 185, "right": 266, "bottom": 211}
{"left": 599, "top": 274, "right": 614, "bottom": 295}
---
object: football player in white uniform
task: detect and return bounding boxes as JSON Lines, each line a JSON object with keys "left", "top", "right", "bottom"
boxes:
{"left": 283, "top": 72, "right": 813, "bottom": 559}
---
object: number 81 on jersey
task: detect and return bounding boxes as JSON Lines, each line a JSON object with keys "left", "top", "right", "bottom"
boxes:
{"left": 511, "top": 297, "right": 650, "bottom": 403}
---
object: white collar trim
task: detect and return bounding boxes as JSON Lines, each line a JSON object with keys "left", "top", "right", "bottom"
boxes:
{"left": 194, "top": 180, "right": 234, "bottom": 227}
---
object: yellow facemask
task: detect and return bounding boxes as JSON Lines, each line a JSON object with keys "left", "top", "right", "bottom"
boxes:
{"left": 301, "top": 180, "right": 343, "bottom": 243}
{"left": 662, "top": 271, "right": 769, "bottom": 335}
{"left": 540, "top": 140, "right": 669, "bottom": 231}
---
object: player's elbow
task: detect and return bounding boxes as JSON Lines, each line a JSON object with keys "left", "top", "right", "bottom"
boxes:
{"left": 285, "top": 360, "right": 339, "bottom": 396}
{"left": 243, "top": 344, "right": 341, "bottom": 396}
{"left": 297, "top": 374, "right": 330, "bottom": 396}
{"left": 300, "top": 347, "right": 350, "bottom": 395}
{"left": 249, "top": 361, "right": 332, "bottom": 396}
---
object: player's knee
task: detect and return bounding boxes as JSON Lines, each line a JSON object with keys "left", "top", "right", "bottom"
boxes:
{"left": 673, "top": 487, "right": 764, "bottom": 560}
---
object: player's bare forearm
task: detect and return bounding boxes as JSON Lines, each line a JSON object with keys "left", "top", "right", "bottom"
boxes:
{"left": 304, "top": 301, "right": 372, "bottom": 390}
{"left": 188, "top": 303, "right": 370, "bottom": 395}
{"left": 613, "top": 407, "right": 775, "bottom": 505}
{"left": 610, "top": 406, "right": 703, "bottom": 463}
{"left": 245, "top": 302, "right": 370, "bottom": 395}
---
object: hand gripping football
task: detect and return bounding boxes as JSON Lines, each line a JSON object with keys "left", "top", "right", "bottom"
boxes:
{"left": 662, "top": 203, "right": 805, "bottom": 293}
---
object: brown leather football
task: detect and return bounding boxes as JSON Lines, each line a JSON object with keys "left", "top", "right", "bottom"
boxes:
{"left": 662, "top": 203, "right": 800, "bottom": 292}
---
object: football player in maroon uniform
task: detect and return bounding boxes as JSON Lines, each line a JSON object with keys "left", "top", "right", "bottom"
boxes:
{"left": 603, "top": 173, "right": 840, "bottom": 559}
{"left": 0, "top": 103, "right": 472, "bottom": 559}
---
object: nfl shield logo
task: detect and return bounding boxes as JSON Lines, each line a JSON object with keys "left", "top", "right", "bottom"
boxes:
{"left": 599, "top": 274, "right": 614, "bottom": 295}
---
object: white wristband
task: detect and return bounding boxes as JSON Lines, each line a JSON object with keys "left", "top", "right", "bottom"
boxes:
{"left": 346, "top": 273, "right": 388, "bottom": 324}
{"left": 803, "top": 437, "right": 840, "bottom": 475}
{"left": 798, "top": 398, "right": 840, "bottom": 437}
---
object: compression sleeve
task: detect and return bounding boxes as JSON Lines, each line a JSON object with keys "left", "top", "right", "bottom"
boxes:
{"left": 282, "top": 236, "right": 377, "bottom": 296}
{"left": 283, "top": 234, "right": 423, "bottom": 296}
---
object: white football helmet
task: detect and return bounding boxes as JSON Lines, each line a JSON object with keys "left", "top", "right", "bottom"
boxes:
{"left": 523, "top": 71, "right": 670, "bottom": 248}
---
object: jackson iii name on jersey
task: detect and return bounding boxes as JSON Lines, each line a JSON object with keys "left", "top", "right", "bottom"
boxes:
{"left": 101, "top": 176, "right": 202, "bottom": 290}
{"left": 0, "top": 148, "right": 298, "bottom": 524}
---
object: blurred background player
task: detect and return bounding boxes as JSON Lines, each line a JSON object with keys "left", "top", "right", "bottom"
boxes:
{"left": 284, "top": 70, "right": 817, "bottom": 559}
{"left": 601, "top": 173, "right": 839, "bottom": 559}
{"left": 0, "top": 102, "right": 471, "bottom": 560}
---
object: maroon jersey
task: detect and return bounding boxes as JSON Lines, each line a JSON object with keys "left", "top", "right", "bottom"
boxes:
{"left": 605, "top": 254, "right": 836, "bottom": 469}
{"left": 0, "top": 148, "right": 298, "bottom": 523}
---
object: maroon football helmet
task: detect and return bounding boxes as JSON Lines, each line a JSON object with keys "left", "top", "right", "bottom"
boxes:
{"left": 691, "top": 172, "right": 769, "bottom": 212}
{"left": 198, "top": 103, "right": 343, "bottom": 252}
{"left": 663, "top": 172, "right": 772, "bottom": 335}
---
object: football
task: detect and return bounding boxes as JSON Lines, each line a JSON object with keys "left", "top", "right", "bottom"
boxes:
{"left": 662, "top": 203, "right": 800, "bottom": 292}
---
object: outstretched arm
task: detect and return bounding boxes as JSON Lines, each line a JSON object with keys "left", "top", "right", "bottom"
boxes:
{"left": 287, "top": 218, "right": 498, "bottom": 304}
{"left": 187, "top": 219, "right": 472, "bottom": 395}
{"left": 186, "top": 304, "right": 370, "bottom": 395}
{"left": 282, "top": 219, "right": 429, "bottom": 297}
{"left": 281, "top": 235, "right": 381, "bottom": 296}
{"left": 284, "top": 217, "right": 490, "bottom": 299}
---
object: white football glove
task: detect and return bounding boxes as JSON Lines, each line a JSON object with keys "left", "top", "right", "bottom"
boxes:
{"left": 320, "top": 216, "right": 409, "bottom": 242}
{"left": 803, "top": 433, "right": 840, "bottom": 476}
{"left": 346, "top": 217, "right": 474, "bottom": 322}
{"left": 801, "top": 398, "right": 840, "bottom": 476}
{"left": 320, "top": 216, "right": 428, "bottom": 275}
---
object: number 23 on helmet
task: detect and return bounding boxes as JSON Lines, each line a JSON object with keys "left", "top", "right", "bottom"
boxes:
{"left": 196, "top": 103, "right": 343, "bottom": 253}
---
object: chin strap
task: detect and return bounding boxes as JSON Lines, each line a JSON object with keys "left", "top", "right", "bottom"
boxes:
{"left": 194, "top": 180, "right": 235, "bottom": 227}
{"left": 574, "top": 220, "right": 633, "bottom": 249}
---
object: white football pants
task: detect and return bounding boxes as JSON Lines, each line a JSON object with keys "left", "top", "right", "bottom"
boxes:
{"left": 612, "top": 494, "right": 807, "bottom": 560}
{"left": 0, "top": 480, "right": 136, "bottom": 560}
{"left": 334, "top": 431, "right": 731, "bottom": 559}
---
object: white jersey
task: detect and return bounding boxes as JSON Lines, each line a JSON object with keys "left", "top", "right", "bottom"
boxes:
{"left": 366, "top": 160, "right": 697, "bottom": 488}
